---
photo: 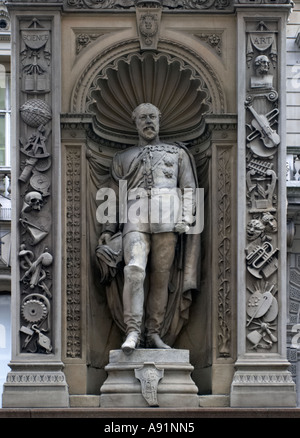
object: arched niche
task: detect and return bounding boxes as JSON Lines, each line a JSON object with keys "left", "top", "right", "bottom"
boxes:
{"left": 71, "top": 39, "right": 227, "bottom": 144}
{"left": 64, "top": 39, "right": 233, "bottom": 395}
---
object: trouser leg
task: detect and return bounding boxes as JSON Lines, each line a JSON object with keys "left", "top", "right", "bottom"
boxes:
{"left": 122, "top": 264, "right": 145, "bottom": 337}
{"left": 121, "top": 232, "right": 150, "bottom": 353}
{"left": 145, "top": 233, "right": 177, "bottom": 346}
{"left": 145, "top": 270, "right": 170, "bottom": 336}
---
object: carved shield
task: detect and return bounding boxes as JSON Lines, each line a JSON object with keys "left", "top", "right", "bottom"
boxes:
{"left": 21, "top": 30, "right": 49, "bottom": 51}
{"left": 134, "top": 363, "right": 164, "bottom": 407}
{"left": 249, "top": 33, "right": 276, "bottom": 52}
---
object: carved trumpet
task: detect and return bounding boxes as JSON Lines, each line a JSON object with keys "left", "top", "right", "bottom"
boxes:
{"left": 246, "top": 242, "right": 279, "bottom": 279}
{"left": 246, "top": 242, "right": 278, "bottom": 270}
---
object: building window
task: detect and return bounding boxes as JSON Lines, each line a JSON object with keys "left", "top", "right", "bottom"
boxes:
{"left": 0, "top": 227, "right": 10, "bottom": 265}
{"left": 0, "top": 19, "right": 8, "bottom": 31}
{"left": 0, "top": 293, "right": 11, "bottom": 407}
{"left": 0, "top": 63, "right": 10, "bottom": 167}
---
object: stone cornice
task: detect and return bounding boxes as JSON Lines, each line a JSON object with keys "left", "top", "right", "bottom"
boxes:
{"left": 5, "top": 0, "right": 63, "bottom": 10}
{"left": 5, "top": 0, "right": 293, "bottom": 13}
{"left": 62, "top": 0, "right": 234, "bottom": 12}
{"left": 6, "top": 0, "right": 62, "bottom": 3}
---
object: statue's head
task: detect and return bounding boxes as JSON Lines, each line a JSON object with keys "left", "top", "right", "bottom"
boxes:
{"left": 132, "top": 103, "right": 161, "bottom": 142}
{"left": 254, "top": 55, "right": 270, "bottom": 75}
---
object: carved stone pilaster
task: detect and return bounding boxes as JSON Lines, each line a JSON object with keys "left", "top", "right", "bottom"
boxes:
{"left": 65, "top": 147, "right": 82, "bottom": 359}
{"left": 231, "top": 7, "right": 296, "bottom": 407}
{"left": 204, "top": 116, "right": 237, "bottom": 395}
{"left": 2, "top": 9, "right": 69, "bottom": 408}
{"left": 216, "top": 146, "right": 233, "bottom": 357}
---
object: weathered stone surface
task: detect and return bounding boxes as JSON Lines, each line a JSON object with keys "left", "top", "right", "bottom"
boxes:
{"left": 3, "top": 0, "right": 297, "bottom": 410}
{"left": 100, "top": 349, "right": 199, "bottom": 407}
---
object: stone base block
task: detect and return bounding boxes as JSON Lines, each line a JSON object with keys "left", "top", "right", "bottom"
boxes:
{"left": 230, "top": 369, "right": 297, "bottom": 407}
{"left": 2, "top": 362, "right": 69, "bottom": 408}
{"left": 69, "top": 395, "right": 100, "bottom": 407}
{"left": 100, "top": 349, "right": 199, "bottom": 408}
{"left": 199, "top": 395, "right": 230, "bottom": 407}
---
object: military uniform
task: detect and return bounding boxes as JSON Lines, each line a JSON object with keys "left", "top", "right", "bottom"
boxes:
{"left": 107, "top": 143, "right": 196, "bottom": 234}
{"left": 104, "top": 142, "right": 197, "bottom": 347}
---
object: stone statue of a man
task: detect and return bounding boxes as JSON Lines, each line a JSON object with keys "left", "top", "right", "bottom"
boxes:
{"left": 98, "top": 103, "right": 199, "bottom": 354}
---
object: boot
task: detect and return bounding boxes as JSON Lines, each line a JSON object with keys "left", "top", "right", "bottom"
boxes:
{"left": 147, "top": 333, "right": 171, "bottom": 349}
{"left": 122, "top": 265, "right": 145, "bottom": 353}
{"left": 121, "top": 330, "right": 140, "bottom": 355}
{"left": 145, "top": 270, "right": 171, "bottom": 349}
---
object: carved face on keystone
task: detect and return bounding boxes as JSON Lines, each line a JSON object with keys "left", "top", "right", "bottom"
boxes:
{"left": 24, "top": 191, "right": 44, "bottom": 211}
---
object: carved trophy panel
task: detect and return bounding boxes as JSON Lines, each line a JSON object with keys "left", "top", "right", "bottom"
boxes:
{"left": 18, "top": 18, "right": 54, "bottom": 354}
{"left": 244, "top": 20, "right": 280, "bottom": 352}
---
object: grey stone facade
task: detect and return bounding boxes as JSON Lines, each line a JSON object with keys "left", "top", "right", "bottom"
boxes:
{"left": 1, "top": 0, "right": 299, "bottom": 408}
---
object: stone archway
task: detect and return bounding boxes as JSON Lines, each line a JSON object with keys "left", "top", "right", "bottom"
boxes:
{"left": 62, "top": 38, "right": 236, "bottom": 398}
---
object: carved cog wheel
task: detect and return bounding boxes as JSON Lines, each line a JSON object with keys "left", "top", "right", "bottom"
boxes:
{"left": 21, "top": 299, "right": 48, "bottom": 324}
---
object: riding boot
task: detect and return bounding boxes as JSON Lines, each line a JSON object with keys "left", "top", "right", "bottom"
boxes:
{"left": 122, "top": 265, "right": 145, "bottom": 354}
{"left": 145, "top": 270, "right": 171, "bottom": 349}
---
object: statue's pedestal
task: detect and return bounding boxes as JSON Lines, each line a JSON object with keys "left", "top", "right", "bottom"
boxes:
{"left": 100, "top": 349, "right": 199, "bottom": 408}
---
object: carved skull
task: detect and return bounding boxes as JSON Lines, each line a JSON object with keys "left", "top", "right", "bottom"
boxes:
{"left": 24, "top": 191, "right": 44, "bottom": 211}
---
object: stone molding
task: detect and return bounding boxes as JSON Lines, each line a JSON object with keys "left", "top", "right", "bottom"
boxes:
{"left": 61, "top": 0, "right": 291, "bottom": 12}
{"left": 5, "top": 370, "right": 67, "bottom": 384}
{"left": 63, "top": 0, "right": 234, "bottom": 11}
{"left": 5, "top": 0, "right": 292, "bottom": 11}
{"left": 232, "top": 371, "right": 295, "bottom": 385}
